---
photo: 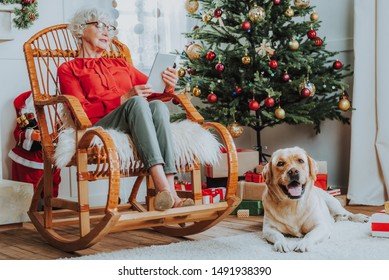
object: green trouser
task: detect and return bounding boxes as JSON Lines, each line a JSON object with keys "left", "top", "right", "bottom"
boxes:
{"left": 95, "top": 96, "right": 177, "bottom": 174}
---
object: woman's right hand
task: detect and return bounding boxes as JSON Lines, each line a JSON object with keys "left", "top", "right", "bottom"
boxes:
{"left": 120, "top": 84, "right": 153, "bottom": 104}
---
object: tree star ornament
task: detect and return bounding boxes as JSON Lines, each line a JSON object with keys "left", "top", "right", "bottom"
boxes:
{"left": 255, "top": 39, "right": 275, "bottom": 57}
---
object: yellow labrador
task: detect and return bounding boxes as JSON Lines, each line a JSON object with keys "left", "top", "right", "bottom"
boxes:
{"left": 262, "top": 146, "right": 369, "bottom": 253}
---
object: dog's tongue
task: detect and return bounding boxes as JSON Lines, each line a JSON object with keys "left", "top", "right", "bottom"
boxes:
{"left": 288, "top": 182, "right": 302, "bottom": 196}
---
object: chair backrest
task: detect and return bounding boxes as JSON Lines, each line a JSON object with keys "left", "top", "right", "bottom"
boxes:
{"left": 23, "top": 24, "right": 132, "bottom": 161}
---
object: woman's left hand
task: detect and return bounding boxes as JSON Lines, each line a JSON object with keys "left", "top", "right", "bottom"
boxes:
{"left": 162, "top": 67, "right": 178, "bottom": 93}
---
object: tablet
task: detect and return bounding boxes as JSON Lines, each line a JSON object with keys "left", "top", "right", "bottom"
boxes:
{"left": 147, "top": 53, "right": 177, "bottom": 93}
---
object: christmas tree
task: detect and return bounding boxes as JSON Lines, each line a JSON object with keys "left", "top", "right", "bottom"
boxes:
{"left": 174, "top": 0, "right": 352, "bottom": 160}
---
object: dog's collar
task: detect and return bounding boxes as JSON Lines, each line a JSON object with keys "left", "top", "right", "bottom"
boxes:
{"left": 279, "top": 183, "right": 306, "bottom": 199}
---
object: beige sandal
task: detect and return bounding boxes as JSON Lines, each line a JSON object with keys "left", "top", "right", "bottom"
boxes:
{"left": 154, "top": 190, "right": 174, "bottom": 211}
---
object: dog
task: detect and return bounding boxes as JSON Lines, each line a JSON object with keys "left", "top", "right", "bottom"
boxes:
{"left": 261, "top": 146, "right": 369, "bottom": 253}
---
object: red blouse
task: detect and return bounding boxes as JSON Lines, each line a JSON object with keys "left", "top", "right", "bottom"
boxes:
{"left": 58, "top": 57, "right": 169, "bottom": 124}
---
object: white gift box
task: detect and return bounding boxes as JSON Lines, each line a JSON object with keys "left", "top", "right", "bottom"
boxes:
{"left": 371, "top": 210, "right": 389, "bottom": 238}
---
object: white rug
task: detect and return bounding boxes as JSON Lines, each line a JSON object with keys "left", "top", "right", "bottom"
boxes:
{"left": 74, "top": 221, "right": 389, "bottom": 260}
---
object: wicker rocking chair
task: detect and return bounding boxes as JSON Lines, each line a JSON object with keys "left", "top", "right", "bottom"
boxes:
{"left": 23, "top": 24, "right": 239, "bottom": 252}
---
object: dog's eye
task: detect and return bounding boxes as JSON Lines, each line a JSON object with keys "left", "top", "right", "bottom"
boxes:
{"left": 298, "top": 159, "right": 305, "bottom": 164}
{"left": 277, "top": 161, "right": 285, "bottom": 166}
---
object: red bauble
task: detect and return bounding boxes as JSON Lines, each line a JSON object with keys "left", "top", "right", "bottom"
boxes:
{"left": 193, "top": 25, "right": 199, "bottom": 30}
{"left": 300, "top": 88, "right": 311, "bottom": 97}
{"left": 207, "top": 93, "right": 218, "bottom": 103}
{"left": 333, "top": 60, "right": 343, "bottom": 70}
{"left": 213, "top": 8, "right": 223, "bottom": 18}
{"left": 307, "top": 29, "right": 317, "bottom": 39}
{"left": 172, "top": 99, "right": 180, "bottom": 105}
{"left": 236, "top": 87, "right": 242, "bottom": 94}
{"left": 264, "top": 97, "right": 275, "bottom": 108}
{"left": 215, "top": 63, "right": 225, "bottom": 72}
{"left": 269, "top": 59, "right": 278, "bottom": 69}
{"left": 314, "top": 37, "right": 323, "bottom": 46}
{"left": 22, "top": 0, "right": 34, "bottom": 4}
{"left": 273, "top": 0, "right": 282, "bottom": 5}
{"left": 187, "top": 68, "right": 193, "bottom": 75}
{"left": 206, "top": 51, "right": 216, "bottom": 61}
{"left": 282, "top": 73, "right": 290, "bottom": 82}
{"left": 242, "top": 21, "right": 251, "bottom": 31}
{"left": 249, "top": 100, "right": 260, "bottom": 111}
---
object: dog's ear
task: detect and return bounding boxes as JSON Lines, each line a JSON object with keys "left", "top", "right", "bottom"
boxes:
{"left": 307, "top": 154, "right": 318, "bottom": 181}
{"left": 263, "top": 161, "right": 273, "bottom": 185}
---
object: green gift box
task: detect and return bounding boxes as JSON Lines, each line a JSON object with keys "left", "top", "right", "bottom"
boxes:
{"left": 232, "top": 200, "right": 263, "bottom": 216}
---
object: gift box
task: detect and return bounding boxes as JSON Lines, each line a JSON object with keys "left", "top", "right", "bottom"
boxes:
{"left": 326, "top": 188, "right": 341, "bottom": 196}
{"left": 232, "top": 200, "right": 263, "bottom": 216}
{"left": 236, "top": 180, "right": 267, "bottom": 201}
{"left": 174, "top": 181, "right": 192, "bottom": 191}
{"left": 314, "top": 174, "right": 327, "bottom": 190}
{"left": 205, "top": 149, "right": 259, "bottom": 178}
{"left": 371, "top": 210, "right": 389, "bottom": 238}
{"left": 245, "top": 171, "right": 264, "bottom": 183}
{"left": 202, "top": 187, "right": 226, "bottom": 204}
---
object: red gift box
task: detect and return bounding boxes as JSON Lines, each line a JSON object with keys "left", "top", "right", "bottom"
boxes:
{"left": 314, "top": 174, "right": 327, "bottom": 190}
{"left": 245, "top": 171, "right": 264, "bottom": 183}
{"left": 371, "top": 210, "right": 389, "bottom": 238}
{"left": 174, "top": 181, "right": 192, "bottom": 191}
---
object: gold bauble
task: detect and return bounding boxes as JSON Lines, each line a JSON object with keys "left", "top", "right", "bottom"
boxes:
{"left": 248, "top": 5, "right": 266, "bottom": 23}
{"left": 178, "top": 67, "right": 186, "bottom": 78}
{"left": 288, "top": 39, "right": 299, "bottom": 50}
{"left": 275, "top": 107, "right": 286, "bottom": 119}
{"left": 227, "top": 122, "right": 244, "bottom": 138}
{"left": 298, "top": 80, "right": 316, "bottom": 96}
{"left": 186, "top": 43, "right": 203, "bottom": 60}
{"left": 202, "top": 12, "right": 212, "bottom": 23}
{"left": 185, "top": 0, "right": 199, "bottom": 14}
{"left": 192, "top": 86, "right": 201, "bottom": 97}
{"left": 285, "top": 7, "right": 294, "bottom": 17}
{"left": 338, "top": 98, "right": 351, "bottom": 111}
{"left": 294, "top": 0, "right": 310, "bottom": 8}
{"left": 310, "top": 11, "right": 320, "bottom": 22}
{"left": 242, "top": 55, "right": 251, "bottom": 65}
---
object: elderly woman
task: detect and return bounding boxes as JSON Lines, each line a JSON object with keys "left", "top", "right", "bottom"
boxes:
{"left": 58, "top": 7, "right": 193, "bottom": 210}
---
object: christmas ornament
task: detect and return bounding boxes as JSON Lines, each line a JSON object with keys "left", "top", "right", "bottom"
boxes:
{"left": 193, "top": 25, "right": 199, "bottom": 30}
{"left": 273, "top": 0, "right": 282, "bottom": 5}
{"left": 288, "top": 39, "right": 300, "bottom": 51}
{"left": 299, "top": 79, "right": 316, "bottom": 97}
{"left": 215, "top": 62, "right": 225, "bottom": 73}
{"left": 294, "top": 0, "right": 310, "bottom": 9}
{"left": 310, "top": 11, "right": 320, "bottom": 22}
{"left": 307, "top": 28, "right": 317, "bottom": 39}
{"left": 285, "top": 7, "right": 295, "bottom": 17}
{"left": 8, "top": 0, "right": 39, "bottom": 29}
{"left": 227, "top": 122, "right": 244, "bottom": 138}
{"left": 207, "top": 92, "right": 218, "bottom": 103}
{"left": 249, "top": 100, "right": 260, "bottom": 111}
{"left": 187, "top": 68, "right": 194, "bottom": 75}
{"left": 282, "top": 72, "right": 290, "bottom": 82}
{"left": 185, "top": 0, "right": 199, "bottom": 14}
{"left": 338, "top": 93, "right": 351, "bottom": 111}
{"left": 206, "top": 51, "right": 216, "bottom": 61}
{"left": 248, "top": 5, "right": 266, "bottom": 22}
{"left": 265, "top": 97, "right": 275, "bottom": 108}
{"left": 333, "top": 60, "right": 343, "bottom": 70}
{"left": 255, "top": 39, "right": 275, "bottom": 57}
{"left": 275, "top": 107, "right": 286, "bottom": 119}
{"left": 172, "top": 98, "right": 180, "bottom": 105}
{"left": 236, "top": 87, "right": 242, "bottom": 94}
{"left": 202, "top": 12, "right": 212, "bottom": 23}
{"left": 314, "top": 37, "right": 323, "bottom": 46}
{"left": 269, "top": 59, "right": 278, "bottom": 69}
{"left": 192, "top": 86, "right": 201, "bottom": 97}
{"left": 242, "top": 54, "right": 251, "bottom": 65}
{"left": 178, "top": 67, "right": 186, "bottom": 77}
{"left": 242, "top": 21, "right": 251, "bottom": 31}
{"left": 186, "top": 43, "right": 203, "bottom": 60}
{"left": 213, "top": 7, "right": 223, "bottom": 18}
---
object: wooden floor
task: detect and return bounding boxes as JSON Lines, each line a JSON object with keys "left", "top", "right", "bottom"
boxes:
{"left": 0, "top": 205, "right": 382, "bottom": 260}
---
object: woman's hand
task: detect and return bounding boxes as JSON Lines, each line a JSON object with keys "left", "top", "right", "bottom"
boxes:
{"left": 121, "top": 84, "right": 153, "bottom": 104}
{"left": 162, "top": 67, "right": 178, "bottom": 93}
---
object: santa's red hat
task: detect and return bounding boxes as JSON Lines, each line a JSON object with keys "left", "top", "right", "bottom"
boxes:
{"left": 13, "top": 91, "right": 35, "bottom": 116}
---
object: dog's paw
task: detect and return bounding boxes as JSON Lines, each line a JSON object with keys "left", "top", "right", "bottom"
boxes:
{"left": 334, "top": 213, "right": 349, "bottom": 222}
{"left": 273, "top": 240, "right": 291, "bottom": 253}
{"left": 349, "top": 213, "right": 369, "bottom": 223}
{"left": 294, "top": 239, "right": 313, "bottom": 252}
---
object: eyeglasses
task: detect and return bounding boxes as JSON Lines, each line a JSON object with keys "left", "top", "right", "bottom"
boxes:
{"left": 84, "top": 21, "right": 116, "bottom": 32}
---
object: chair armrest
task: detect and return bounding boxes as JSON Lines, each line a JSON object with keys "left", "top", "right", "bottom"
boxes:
{"left": 35, "top": 95, "right": 92, "bottom": 129}
{"left": 164, "top": 92, "right": 204, "bottom": 123}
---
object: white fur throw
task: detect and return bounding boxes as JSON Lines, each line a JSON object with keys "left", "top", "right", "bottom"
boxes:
{"left": 54, "top": 120, "right": 223, "bottom": 171}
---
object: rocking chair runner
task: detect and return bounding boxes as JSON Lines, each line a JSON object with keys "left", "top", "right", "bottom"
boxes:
{"left": 23, "top": 24, "right": 239, "bottom": 252}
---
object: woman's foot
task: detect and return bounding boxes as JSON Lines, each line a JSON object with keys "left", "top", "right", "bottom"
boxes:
{"left": 154, "top": 190, "right": 174, "bottom": 211}
{"left": 174, "top": 197, "right": 195, "bottom": 208}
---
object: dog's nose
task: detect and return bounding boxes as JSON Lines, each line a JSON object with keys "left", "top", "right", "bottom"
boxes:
{"left": 288, "top": 168, "right": 299, "bottom": 176}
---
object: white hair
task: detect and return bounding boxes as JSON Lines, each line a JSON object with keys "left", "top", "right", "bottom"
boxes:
{"left": 68, "top": 7, "right": 116, "bottom": 45}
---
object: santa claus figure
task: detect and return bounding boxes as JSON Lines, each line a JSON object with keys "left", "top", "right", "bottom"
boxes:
{"left": 8, "top": 91, "right": 60, "bottom": 197}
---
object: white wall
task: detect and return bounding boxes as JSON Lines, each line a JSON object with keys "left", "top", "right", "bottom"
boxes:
{"left": 0, "top": 0, "right": 355, "bottom": 193}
